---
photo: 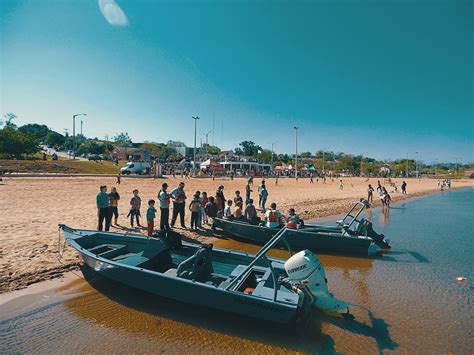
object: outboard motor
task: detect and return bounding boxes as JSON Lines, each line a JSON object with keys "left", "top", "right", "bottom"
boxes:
{"left": 284, "top": 250, "right": 349, "bottom": 313}
{"left": 361, "top": 219, "right": 391, "bottom": 249}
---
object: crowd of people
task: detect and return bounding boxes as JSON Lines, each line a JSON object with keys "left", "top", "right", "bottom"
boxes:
{"left": 95, "top": 177, "right": 306, "bottom": 236}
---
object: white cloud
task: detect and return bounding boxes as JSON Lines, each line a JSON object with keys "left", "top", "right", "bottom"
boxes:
{"left": 98, "top": 0, "right": 128, "bottom": 27}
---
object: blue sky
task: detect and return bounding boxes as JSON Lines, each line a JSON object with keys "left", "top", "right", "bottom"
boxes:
{"left": 1, "top": 0, "right": 472, "bottom": 163}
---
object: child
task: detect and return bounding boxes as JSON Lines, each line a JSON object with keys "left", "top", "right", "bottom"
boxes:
{"left": 146, "top": 199, "right": 157, "bottom": 236}
{"left": 224, "top": 200, "right": 233, "bottom": 218}
{"left": 205, "top": 196, "right": 218, "bottom": 219}
{"left": 244, "top": 199, "right": 258, "bottom": 220}
{"left": 189, "top": 193, "right": 201, "bottom": 230}
{"left": 109, "top": 187, "right": 120, "bottom": 225}
{"left": 127, "top": 189, "right": 141, "bottom": 227}
{"left": 233, "top": 201, "right": 243, "bottom": 219}
{"left": 200, "top": 192, "right": 208, "bottom": 225}
{"left": 234, "top": 190, "right": 243, "bottom": 205}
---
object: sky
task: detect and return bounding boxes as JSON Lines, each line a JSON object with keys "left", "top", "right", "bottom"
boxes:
{"left": 1, "top": 0, "right": 473, "bottom": 163}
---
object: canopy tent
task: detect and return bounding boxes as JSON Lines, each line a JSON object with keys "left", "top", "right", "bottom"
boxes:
{"left": 307, "top": 165, "right": 317, "bottom": 171}
{"left": 200, "top": 158, "right": 220, "bottom": 167}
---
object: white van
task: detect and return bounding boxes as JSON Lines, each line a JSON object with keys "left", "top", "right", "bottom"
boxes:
{"left": 120, "top": 161, "right": 150, "bottom": 175}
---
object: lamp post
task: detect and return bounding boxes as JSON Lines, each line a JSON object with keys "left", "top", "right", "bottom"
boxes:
{"left": 192, "top": 116, "right": 200, "bottom": 172}
{"left": 293, "top": 126, "right": 299, "bottom": 179}
{"left": 270, "top": 142, "right": 276, "bottom": 170}
{"left": 72, "top": 113, "right": 87, "bottom": 159}
{"left": 80, "top": 120, "right": 83, "bottom": 136}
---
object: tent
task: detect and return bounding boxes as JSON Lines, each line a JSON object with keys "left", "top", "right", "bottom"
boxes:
{"left": 200, "top": 158, "right": 219, "bottom": 167}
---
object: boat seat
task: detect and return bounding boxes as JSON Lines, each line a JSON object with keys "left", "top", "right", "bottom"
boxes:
{"left": 176, "top": 244, "right": 214, "bottom": 281}
{"left": 114, "top": 253, "right": 149, "bottom": 266}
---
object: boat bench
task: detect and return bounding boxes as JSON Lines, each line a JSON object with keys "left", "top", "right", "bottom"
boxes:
{"left": 112, "top": 252, "right": 149, "bottom": 266}
{"left": 89, "top": 244, "right": 127, "bottom": 259}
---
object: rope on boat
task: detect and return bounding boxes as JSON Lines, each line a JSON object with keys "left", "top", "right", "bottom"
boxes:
{"left": 56, "top": 226, "right": 85, "bottom": 280}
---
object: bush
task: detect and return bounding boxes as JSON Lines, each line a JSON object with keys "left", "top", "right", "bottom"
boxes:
{"left": 0, "top": 127, "right": 39, "bottom": 158}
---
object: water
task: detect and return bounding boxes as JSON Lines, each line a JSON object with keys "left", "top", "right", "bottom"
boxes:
{"left": 1, "top": 189, "right": 473, "bottom": 353}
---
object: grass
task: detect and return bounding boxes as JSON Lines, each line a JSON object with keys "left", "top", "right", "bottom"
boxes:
{"left": 0, "top": 159, "right": 126, "bottom": 174}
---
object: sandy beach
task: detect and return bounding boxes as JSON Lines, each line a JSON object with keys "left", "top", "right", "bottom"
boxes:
{"left": 1, "top": 176, "right": 472, "bottom": 293}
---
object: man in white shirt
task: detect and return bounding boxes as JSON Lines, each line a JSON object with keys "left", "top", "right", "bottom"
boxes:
{"left": 265, "top": 203, "right": 282, "bottom": 228}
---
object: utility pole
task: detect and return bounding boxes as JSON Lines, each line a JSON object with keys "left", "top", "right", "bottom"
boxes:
{"left": 271, "top": 142, "right": 276, "bottom": 169}
{"left": 104, "top": 134, "right": 109, "bottom": 154}
{"left": 72, "top": 113, "right": 87, "bottom": 160}
{"left": 80, "top": 120, "right": 83, "bottom": 136}
{"left": 294, "top": 126, "right": 299, "bottom": 179}
{"left": 192, "top": 116, "right": 200, "bottom": 172}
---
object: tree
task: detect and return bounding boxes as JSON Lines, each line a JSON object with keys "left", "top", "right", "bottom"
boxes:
{"left": 44, "top": 131, "right": 65, "bottom": 147}
{"left": 18, "top": 124, "right": 49, "bottom": 140}
{"left": 235, "top": 141, "right": 262, "bottom": 156}
{"left": 113, "top": 132, "right": 132, "bottom": 146}
{"left": 0, "top": 127, "right": 39, "bottom": 158}
{"left": 1, "top": 113, "right": 17, "bottom": 129}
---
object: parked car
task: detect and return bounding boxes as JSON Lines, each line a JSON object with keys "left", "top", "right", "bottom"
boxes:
{"left": 67, "top": 150, "right": 74, "bottom": 156}
{"left": 98, "top": 154, "right": 108, "bottom": 161}
{"left": 120, "top": 161, "right": 150, "bottom": 175}
{"left": 88, "top": 154, "right": 100, "bottom": 161}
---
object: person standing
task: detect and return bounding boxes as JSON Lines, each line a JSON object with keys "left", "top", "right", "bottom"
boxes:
{"left": 171, "top": 182, "right": 187, "bottom": 228}
{"left": 310, "top": 173, "right": 314, "bottom": 184}
{"left": 339, "top": 180, "right": 344, "bottom": 190}
{"left": 215, "top": 185, "right": 225, "bottom": 212}
{"left": 109, "top": 187, "right": 120, "bottom": 225}
{"left": 367, "top": 184, "right": 374, "bottom": 204}
{"left": 245, "top": 182, "right": 252, "bottom": 206}
{"left": 377, "top": 180, "right": 382, "bottom": 193}
{"left": 200, "top": 192, "right": 209, "bottom": 225}
{"left": 189, "top": 194, "right": 201, "bottom": 230}
{"left": 146, "top": 199, "right": 157, "bottom": 236}
{"left": 96, "top": 185, "right": 111, "bottom": 231}
{"left": 128, "top": 189, "right": 142, "bottom": 227}
{"left": 259, "top": 180, "right": 268, "bottom": 212}
{"left": 158, "top": 182, "right": 171, "bottom": 230}
{"left": 401, "top": 181, "right": 407, "bottom": 194}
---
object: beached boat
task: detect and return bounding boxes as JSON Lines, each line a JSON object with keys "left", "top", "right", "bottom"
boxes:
{"left": 59, "top": 225, "right": 349, "bottom": 323}
{"left": 213, "top": 201, "right": 391, "bottom": 255}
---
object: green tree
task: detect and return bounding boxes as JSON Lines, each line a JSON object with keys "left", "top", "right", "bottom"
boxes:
{"left": 235, "top": 141, "right": 262, "bottom": 156}
{"left": 113, "top": 132, "right": 132, "bottom": 146}
{"left": 18, "top": 124, "right": 50, "bottom": 140}
{"left": 44, "top": 131, "right": 66, "bottom": 147}
{"left": 0, "top": 127, "right": 39, "bottom": 158}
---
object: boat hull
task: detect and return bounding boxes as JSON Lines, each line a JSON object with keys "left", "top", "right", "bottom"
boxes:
{"left": 213, "top": 218, "right": 374, "bottom": 255}
{"left": 67, "top": 231, "right": 300, "bottom": 323}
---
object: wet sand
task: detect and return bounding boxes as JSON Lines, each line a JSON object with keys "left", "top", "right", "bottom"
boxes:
{"left": 1, "top": 176, "right": 472, "bottom": 292}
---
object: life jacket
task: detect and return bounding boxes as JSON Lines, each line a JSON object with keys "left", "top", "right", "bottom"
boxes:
{"left": 268, "top": 210, "right": 279, "bottom": 222}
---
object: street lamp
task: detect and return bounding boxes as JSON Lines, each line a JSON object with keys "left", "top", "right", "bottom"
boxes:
{"left": 294, "top": 126, "right": 299, "bottom": 179}
{"left": 72, "top": 113, "right": 87, "bottom": 159}
{"left": 270, "top": 142, "right": 276, "bottom": 170}
{"left": 192, "top": 116, "right": 200, "bottom": 172}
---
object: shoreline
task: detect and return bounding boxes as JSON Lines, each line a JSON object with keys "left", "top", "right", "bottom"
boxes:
{"left": 1, "top": 177, "right": 472, "bottom": 294}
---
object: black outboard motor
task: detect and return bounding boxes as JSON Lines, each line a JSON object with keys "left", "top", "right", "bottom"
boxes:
{"left": 155, "top": 230, "right": 183, "bottom": 249}
{"left": 363, "top": 219, "right": 391, "bottom": 249}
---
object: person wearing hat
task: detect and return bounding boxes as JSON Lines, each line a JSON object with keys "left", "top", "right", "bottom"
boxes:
{"left": 158, "top": 182, "right": 171, "bottom": 230}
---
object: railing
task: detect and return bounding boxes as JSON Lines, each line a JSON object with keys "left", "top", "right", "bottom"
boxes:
{"left": 224, "top": 227, "right": 291, "bottom": 302}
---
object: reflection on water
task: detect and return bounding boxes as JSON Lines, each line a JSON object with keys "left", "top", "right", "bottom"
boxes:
{"left": 1, "top": 189, "right": 473, "bottom": 353}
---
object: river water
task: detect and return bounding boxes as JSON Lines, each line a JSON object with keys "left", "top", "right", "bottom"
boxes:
{"left": 1, "top": 188, "right": 473, "bottom": 353}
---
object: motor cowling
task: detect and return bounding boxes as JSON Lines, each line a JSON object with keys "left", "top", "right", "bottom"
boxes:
{"left": 284, "top": 250, "right": 349, "bottom": 313}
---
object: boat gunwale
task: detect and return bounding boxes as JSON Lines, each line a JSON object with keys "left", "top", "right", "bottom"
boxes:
{"left": 61, "top": 226, "right": 299, "bottom": 309}
{"left": 214, "top": 217, "right": 375, "bottom": 241}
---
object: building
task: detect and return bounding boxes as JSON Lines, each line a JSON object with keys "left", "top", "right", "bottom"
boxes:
{"left": 112, "top": 147, "right": 151, "bottom": 161}
{"left": 219, "top": 161, "right": 271, "bottom": 174}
